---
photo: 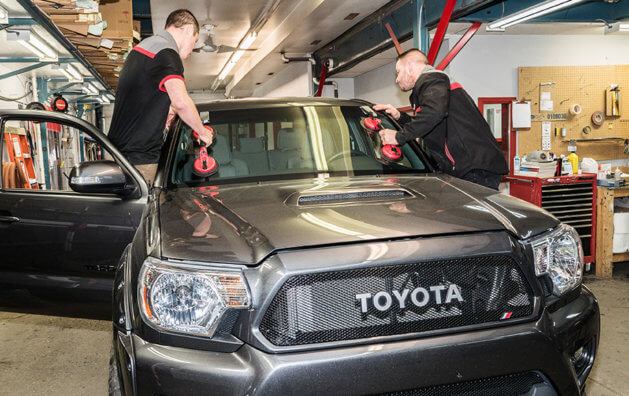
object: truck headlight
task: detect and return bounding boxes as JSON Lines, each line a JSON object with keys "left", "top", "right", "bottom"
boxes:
{"left": 138, "top": 257, "right": 250, "bottom": 337}
{"left": 529, "top": 224, "right": 583, "bottom": 295}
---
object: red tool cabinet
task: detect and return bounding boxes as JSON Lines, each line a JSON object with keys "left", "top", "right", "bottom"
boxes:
{"left": 507, "top": 174, "right": 597, "bottom": 264}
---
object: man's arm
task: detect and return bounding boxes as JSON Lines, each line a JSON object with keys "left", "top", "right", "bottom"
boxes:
{"left": 392, "top": 76, "right": 450, "bottom": 145}
{"left": 164, "top": 78, "right": 213, "bottom": 146}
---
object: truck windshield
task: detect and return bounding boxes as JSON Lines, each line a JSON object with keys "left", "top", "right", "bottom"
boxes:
{"left": 169, "top": 105, "right": 429, "bottom": 186}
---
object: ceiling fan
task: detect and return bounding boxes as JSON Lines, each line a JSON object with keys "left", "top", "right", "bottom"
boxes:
{"left": 193, "top": 34, "right": 256, "bottom": 54}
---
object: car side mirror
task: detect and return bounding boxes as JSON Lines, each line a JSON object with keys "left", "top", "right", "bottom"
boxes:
{"left": 69, "top": 160, "right": 126, "bottom": 194}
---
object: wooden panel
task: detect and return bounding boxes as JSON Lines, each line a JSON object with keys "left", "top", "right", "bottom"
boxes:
{"left": 596, "top": 186, "right": 629, "bottom": 277}
{"left": 517, "top": 66, "right": 629, "bottom": 161}
{"left": 596, "top": 187, "right": 615, "bottom": 277}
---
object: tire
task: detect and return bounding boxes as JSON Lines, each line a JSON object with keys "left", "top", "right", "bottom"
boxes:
{"left": 109, "top": 344, "right": 123, "bottom": 396}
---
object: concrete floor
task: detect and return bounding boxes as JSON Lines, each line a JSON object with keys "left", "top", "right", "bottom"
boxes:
{"left": 0, "top": 266, "right": 627, "bottom": 396}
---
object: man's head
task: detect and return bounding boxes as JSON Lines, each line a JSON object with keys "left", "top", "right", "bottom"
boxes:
{"left": 395, "top": 49, "right": 429, "bottom": 91}
{"left": 165, "top": 9, "right": 199, "bottom": 59}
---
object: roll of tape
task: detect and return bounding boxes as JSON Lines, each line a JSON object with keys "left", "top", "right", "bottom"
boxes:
{"left": 569, "top": 104, "right": 582, "bottom": 115}
{"left": 591, "top": 111, "right": 604, "bottom": 126}
{"left": 582, "top": 126, "right": 592, "bottom": 134}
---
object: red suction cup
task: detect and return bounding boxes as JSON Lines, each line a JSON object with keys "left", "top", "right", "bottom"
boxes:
{"left": 193, "top": 146, "right": 218, "bottom": 177}
{"left": 382, "top": 144, "right": 402, "bottom": 161}
{"left": 362, "top": 117, "right": 382, "bottom": 131}
{"left": 192, "top": 125, "right": 218, "bottom": 177}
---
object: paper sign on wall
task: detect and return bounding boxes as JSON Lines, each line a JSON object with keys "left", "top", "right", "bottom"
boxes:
{"left": 541, "top": 122, "right": 551, "bottom": 151}
{"left": 540, "top": 91, "right": 553, "bottom": 111}
{"left": 512, "top": 101, "right": 531, "bottom": 128}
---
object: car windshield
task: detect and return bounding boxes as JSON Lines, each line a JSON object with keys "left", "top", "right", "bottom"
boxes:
{"left": 169, "top": 104, "right": 429, "bottom": 186}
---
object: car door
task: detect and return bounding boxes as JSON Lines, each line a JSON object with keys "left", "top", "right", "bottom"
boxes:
{"left": 0, "top": 109, "right": 147, "bottom": 293}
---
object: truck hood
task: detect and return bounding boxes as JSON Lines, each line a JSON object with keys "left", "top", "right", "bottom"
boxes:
{"left": 159, "top": 175, "right": 558, "bottom": 265}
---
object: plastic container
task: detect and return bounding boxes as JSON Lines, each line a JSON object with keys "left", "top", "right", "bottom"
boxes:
{"left": 567, "top": 152, "right": 579, "bottom": 175}
{"left": 513, "top": 155, "right": 521, "bottom": 174}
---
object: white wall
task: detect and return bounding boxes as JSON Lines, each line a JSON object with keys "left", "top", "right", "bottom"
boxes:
{"left": 354, "top": 40, "right": 450, "bottom": 107}
{"left": 447, "top": 34, "right": 629, "bottom": 103}
{"left": 355, "top": 62, "right": 408, "bottom": 107}
{"left": 320, "top": 77, "right": 355, "bottom": 99}
{"left": 0, "top": 66, "right": 29, "bottom": 109}
{"left": 252, "top": 62, "right": 312, "bottom": 97}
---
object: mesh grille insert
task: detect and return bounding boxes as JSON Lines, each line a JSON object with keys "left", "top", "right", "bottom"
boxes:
{"left": 298, "top": 190, "right": 409, "bottom": 204}
{"left": 260, "top": 255, "right": 534, "bottom": 346}
{"left": 380, "top": 371, "right": 549, "bottom": 396}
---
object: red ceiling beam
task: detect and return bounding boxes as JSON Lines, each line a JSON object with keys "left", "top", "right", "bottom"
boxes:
{"left": 436, "top": 22, "right": 481, "bottom": 71}
{"left": 426, "top": 0, "right": 457, "bottom": 65}
{"left": 385, "top": 22, "right": 403, "bottom": 55}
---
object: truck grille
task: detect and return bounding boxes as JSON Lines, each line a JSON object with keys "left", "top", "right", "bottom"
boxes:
{"left": 381, "top": 371, "right": 551, "bottom": 396}
{"left": 260, "top": 255, "right": 534, "bottom": 346}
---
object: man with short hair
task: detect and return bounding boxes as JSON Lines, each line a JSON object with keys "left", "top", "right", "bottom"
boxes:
{"left": 375, "top": 49, "right": 508, "bottom": 190}
{"left": 108, "top": 9, "right": 212, "bottom": 186}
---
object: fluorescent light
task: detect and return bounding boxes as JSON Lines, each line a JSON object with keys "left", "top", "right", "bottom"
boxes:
{"left": 106, "top": 94, "right": 115, "bottom": 101}
{"left": 60, "top": 69, "right": 74, "bottom": 81}
{"left": 240, "top": 32, "right": 257, "bottom": 49}
{"left": 216, "top": 31, "right": 257, "bottom": 81}
{"left": 29, "top": 33, "right": 57, "bottom": 59}
{"left": 12, "top": 29, "right": 58, "bottom": 60}
{"left": 60, "top": 64, "right": 83, "bottom": 82}
{"left": 100, "top": 95, "right": 110, "bottom": 104}
{"left": 487, "top": 0, "right": 584, "bottom": 31}
{"left": 83, "top": 83, "right": 99, "bottom": 95}
{"left": 604, "top": 22, "right": 629, "bottom": 34}
{"left": 218, "top": 61, "right": 236, "bottom": 80}
{"left": 231, "top": 50, "right": 245, "bottom": 63}
{"left": 18, "top": 40, "right": 46, "bottom": 59}
{"left": 67, "top": 64, "right": 82, "bottom": 80}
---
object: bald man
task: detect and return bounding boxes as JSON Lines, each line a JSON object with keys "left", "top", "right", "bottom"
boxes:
{"left": 375, "top": 49, "right": 508, "bottom": 190}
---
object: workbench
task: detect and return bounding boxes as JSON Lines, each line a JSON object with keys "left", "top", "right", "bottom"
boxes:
{"left": 596, "top": 185, "right": 629, "bottom": 277}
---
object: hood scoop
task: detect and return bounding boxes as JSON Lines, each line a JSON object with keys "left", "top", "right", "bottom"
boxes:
{"left": 293, "top": 188, "right": 414, "bottom": 206}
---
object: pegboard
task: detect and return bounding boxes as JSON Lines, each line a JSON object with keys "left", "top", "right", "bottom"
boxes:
{"left": 517, "top": 65, "right": 629, "bottom": 161}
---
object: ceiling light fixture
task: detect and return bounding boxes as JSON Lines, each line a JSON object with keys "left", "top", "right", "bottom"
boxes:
{"left": 604, "top": 22, "right": 629, "bottom": 34}
{"left": 487, "top": 0, "right": 585, "bottom": 31}
{"left": 60, "top": 64, "right": 83, "bottom": 82}
{"left": 83, "top": 82, "right": 99, "bottom": 95}
{"left": 25, "top": 32, "right": 57, "bottom": 60}
{"left": 8, "top": 29, "right": 58, "bottom": 61}
{"left": 240, "top": 32, "right": 257, "bottom": 49}
{"left": 0, "top": 5, "right": 9, "bottom": 24}
{"left": 217, "top": 32, "right": 258, "bottom": 81}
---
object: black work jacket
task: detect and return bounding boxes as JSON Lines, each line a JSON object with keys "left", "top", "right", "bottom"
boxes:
{"left": 396, "top": 67, "right": 509, "bottom": 178}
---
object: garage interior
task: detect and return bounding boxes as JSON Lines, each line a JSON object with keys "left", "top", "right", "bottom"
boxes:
{"left": 0, "top": 0, "right": 628, "bottom": 394}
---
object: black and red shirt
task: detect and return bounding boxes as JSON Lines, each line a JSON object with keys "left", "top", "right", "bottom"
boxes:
{"left": 108, "top": 31, "right": 184, "bottom": 165}
{"left": 396, "top": 66, "right": 508, "bottom": 178}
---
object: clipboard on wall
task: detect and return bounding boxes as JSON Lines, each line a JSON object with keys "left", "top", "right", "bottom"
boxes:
{"left": 512, "top": 100, "right": 531, "bottom": 129}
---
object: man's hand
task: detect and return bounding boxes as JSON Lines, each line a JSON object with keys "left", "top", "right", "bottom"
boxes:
{"left": 197, "top": 126, "right": 214, "bottom": 147}
{"left": 379, "top": 128, "right": 399, "bottom": 145}
{"left": 373, "top": 103, "right": 401, "bottom": 120}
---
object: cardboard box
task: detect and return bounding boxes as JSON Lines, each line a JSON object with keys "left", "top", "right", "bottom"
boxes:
{"left": 100, "top": 0, "right": 133, "bottom": 39}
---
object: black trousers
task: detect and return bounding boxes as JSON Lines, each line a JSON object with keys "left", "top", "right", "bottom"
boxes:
{"left": 461, "top": 169, "right": 503, "bottom": 190}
